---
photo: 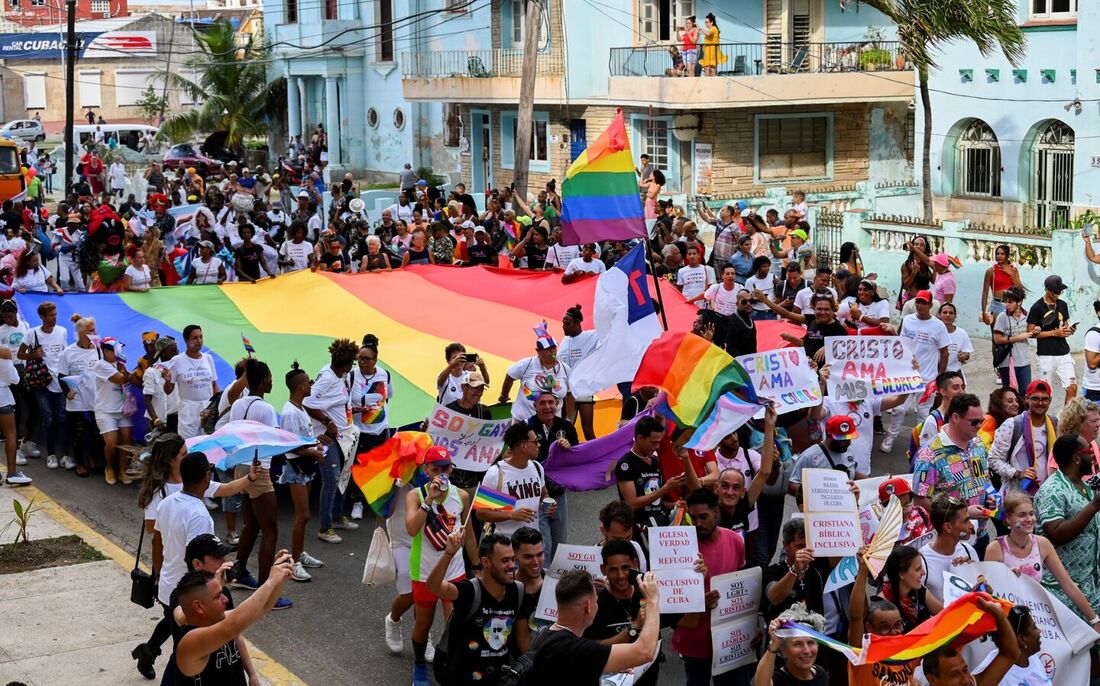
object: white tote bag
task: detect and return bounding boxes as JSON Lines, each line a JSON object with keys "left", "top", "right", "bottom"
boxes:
{"left": 363, "top": 525, "right": 396, "bottom": 586}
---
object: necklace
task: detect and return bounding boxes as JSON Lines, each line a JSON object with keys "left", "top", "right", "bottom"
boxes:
{"left": 1008, "top": 533, "right": 1031, "bottom": 552}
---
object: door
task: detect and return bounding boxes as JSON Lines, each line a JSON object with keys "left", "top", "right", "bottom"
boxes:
{"left": 470, "top": 111, "right": 492, "bottom": 195}
{"left": 569, "top": 119, "right": 587, "bottom": 162}
{"left": 1032, "top": 121, "right": 1074, "bottom": 229}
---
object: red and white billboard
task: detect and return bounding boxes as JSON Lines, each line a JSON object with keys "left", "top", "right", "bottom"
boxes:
{"left": 82, "top": 31, "right": 156, "bottom": 58}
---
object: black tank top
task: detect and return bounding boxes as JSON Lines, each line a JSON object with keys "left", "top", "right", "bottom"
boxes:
{"left": 171, "top": 624, "right": 247, "bottom": 686}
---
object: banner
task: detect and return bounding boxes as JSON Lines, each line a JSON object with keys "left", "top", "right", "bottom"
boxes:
{"left": 694, "top": 142, "right": 714, "bottom": 197}
{"left": 710, "top": 568, "right": 762, "bottom": 675}
{"left": 802, "top": 468, "right": 862, "bottom": 556}
{"left": 425, "top": 403, "right": 510, "bottom": 473}
{"left": 735, "top": 348, "right": 822, "bottom": 414}
{"left": 648, "top": 526, "right": 704, "bottom": 613}
{"left": 942, "top": 562, "right": 1093, "bottom": 686}
{"left": 823, "top": 336, "right": 924, "bottom": 401}
{"left": 710, "top": 567, "right": 761, "bottom": 625}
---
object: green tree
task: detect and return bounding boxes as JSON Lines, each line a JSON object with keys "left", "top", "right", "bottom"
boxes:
{"left": 856, "top": 0, "right": 1025, "bottom": 219}
{"left": 134, "top": 85, "right": 169, "bottom": 124}
{"left": 157, "top": 19, "right": 285, "bottom": 152}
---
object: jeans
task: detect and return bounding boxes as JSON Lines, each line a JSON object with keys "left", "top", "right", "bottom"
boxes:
{"left": 752, "top": 309, "right": 777, "bottom": 321}
{"left": 682, "top": 656, "right": 751, "bottom": 686}
{"left": 35, "top": 389, "right": 65, "bottom": 456}
{"left": 538, "top": 491, "right": 568, "bottom": 569}
{"left": 1087, "top": 389, "right": 1100, "bottom": 402}
{"left": 998, "top": 365, "right": 1032, "bottom": 392}
{"left": 318, "top": 439, "right": 345, "bottom": 531}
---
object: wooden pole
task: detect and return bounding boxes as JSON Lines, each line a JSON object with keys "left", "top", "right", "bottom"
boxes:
{"left": 511, "top": 0, "right": 541, "bottom": 201}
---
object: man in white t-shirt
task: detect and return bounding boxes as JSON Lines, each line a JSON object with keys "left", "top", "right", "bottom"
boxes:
{"left": 885, "top": 290, "right": 950, "bottom": 453}
{"left": 918, "top": 493, "right": 977, "bottom": 602}
{"left": 695, "top": 265, "right": 744, "bottom": 316}
{"left": 788, "top": 415, "right": 862, "bottom": 499}
{"left": 479, "top": 424, "right": 547, "bottom": 537}
{"left": 1083, "top": 300, "right": 1100, "bottom": 402}
{"left": 676, "top": 246, "right": 714, "bottom": 302}
{"left": 385, "top": 196, "right": 414, "bottom": 224}
{"left": 793, "top": 267, "right": 838, "bottom": 316}
{"left": 562, "top": 244, "right": 606, "bottom": 283}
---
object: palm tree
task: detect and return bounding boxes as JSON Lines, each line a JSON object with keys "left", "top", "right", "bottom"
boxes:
{"left": 157, "top": 19, "right": 286, "bottom": 153}
{"left": 858, "top": 0, "right": 1025, "bottom": 219}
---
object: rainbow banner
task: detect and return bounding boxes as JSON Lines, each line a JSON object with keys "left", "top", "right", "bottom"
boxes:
{"left": 561, "top": 109, "right": 647, "bottom": 245}
{"left": 775, "top": 592, "right": 1012, "bottom": 666}
{"left": 12, "top": 266, "right": 700, "bottom": 427}
{"left": 633, "top": 332, "right": 759, "bottom": 427}
{"left": 351, "top": 431, "right": 433, "bottom": 516}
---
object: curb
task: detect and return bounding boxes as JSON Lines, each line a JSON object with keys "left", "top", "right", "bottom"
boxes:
{"left": 17, "top": 484, "right": 307, "bottom": 686}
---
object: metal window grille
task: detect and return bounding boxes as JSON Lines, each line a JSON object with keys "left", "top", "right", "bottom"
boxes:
{"left": 1032, "top": 120, "right": 1075, "bottom": 229}
{"left": 759, "top": 116, "right": 826, "bottom": 155}
{"left": 956, "top": 120, "right": 1001, "bottom": 198}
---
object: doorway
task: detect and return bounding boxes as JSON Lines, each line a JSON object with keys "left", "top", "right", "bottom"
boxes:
{"left": 1031, "top": 120, "right": 1074, "bottom": 229}
{"left": 470, "top": 110, "right": 492, "bottom": 195}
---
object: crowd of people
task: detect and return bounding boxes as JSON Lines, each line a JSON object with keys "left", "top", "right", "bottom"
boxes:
{"left": 3, "top": 146, "right": 1100, "bottom": 686}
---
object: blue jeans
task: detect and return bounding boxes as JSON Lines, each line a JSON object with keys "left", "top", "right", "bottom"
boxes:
{"left": 752, "top": 310, "right": 777, "bottom": 321}
{"left": 997, "top": 365, "right": 1031, "bottom": 392}
{"left": 35, "top": 389, "right": 65, "bottom": 456}
{"left": 538, "top": 491, "right": 568, "bottom": 569}
{"left": 318, "top": 439, "right": 345, "bottom": 531}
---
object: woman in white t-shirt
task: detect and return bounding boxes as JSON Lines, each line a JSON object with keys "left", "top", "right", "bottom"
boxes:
{"left": 165, "top": 325, "right": 220, "bottom": 439}
{"left": 187, "top": 241, "right": 226, "bottom": 285}
{"left": 558, "top": 305, "right": 598, "bottom": 440}
{"left": 57, "top": 314, "right": 101, "bottom": 478}
{"left": 143, "top": 336, "right": 179, "bottom": 434}
{"left": 12, "top": 251, "right": 63, "bottom": 294}
{"left": 0, "top": 346, "right": 24, "bottom": 485}
{"left": 123, "top": 248, "right": 153, "bottom": 292}
{"left": 499, "top": 327, "right": 574, "bottom": 423}
{"left": 278, "top": 223, "right": 314, "bottom": 273}
{"left": 938, "top": 302, "right": 973, "bottom": 377}
{"left": 280, "top": 363, "right": 326, "bottom": 580}
{"left": 92, "top": 337, "right": 134, "bottom": 485}
{"left": 838, "top": 279, "right": 892, "bottom": 331}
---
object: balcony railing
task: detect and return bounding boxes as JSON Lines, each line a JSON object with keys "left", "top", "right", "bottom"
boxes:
{"left": 401, "top": 49, "right": 564, "bottom": 78}
{"left": 609, "top": 41, "right": 908, "bottom": 77}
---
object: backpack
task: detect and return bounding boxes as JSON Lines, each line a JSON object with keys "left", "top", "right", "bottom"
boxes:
{"left": 433, "top": 577, "right": 525, "bottom": 686}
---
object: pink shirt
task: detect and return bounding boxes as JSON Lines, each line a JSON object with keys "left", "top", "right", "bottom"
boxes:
{"left": 932, "top": 271, "right": 957, "bottom": 304}
{"left": 671, "top": 527, "right": 745, "bottom": 658}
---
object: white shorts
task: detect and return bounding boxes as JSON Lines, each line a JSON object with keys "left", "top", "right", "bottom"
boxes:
{"left": 1037, "top": 354, "right": 1076, "bottom": 389}
{"left": 392, "top": 544, "right": 411, "bottom": 595}
{"left": 95, "top": 411, "right": 133, "bottom": 435}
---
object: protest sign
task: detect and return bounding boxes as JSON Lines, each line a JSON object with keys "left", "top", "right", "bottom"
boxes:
{"left": 823, "top": 556, "right": 859, "bottom": 594}
{"left": 605, "top": 641, "right": 661, "bottom": 686}
{"left": 425, "top": 403, "right": 510, "bottom": 472}
{"left": 648, "top": 526, "right": 699, "bottom": 570}
{"left": 735, "top": 348, "right": 822, "bottom": 414}
{"left": 803, "top": 468, "right": 862, "bottom": 556}
{"left": 654, "top": 567, "right": 706, "bottom": 613}
{"left": 547, "top": 544, "right": 604, "bottom": 579}
{"left": 823, "top": 336, "right": 925, "bottom": 401}
{"left": 942, "top": 563, "right": 1092, "bottom": 686}
{"left": 711, "top": 614, "right": 759, "bottom": 675}
{"left": 710, "top": 567, "right": 761, "bottom": 624}
{"left": 533, "top": 576, "right": 559, "bottom": 623}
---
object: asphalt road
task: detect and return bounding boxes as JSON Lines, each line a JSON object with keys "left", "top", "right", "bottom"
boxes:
{"left": 24, "top": 342, "right": 1049, "bottom": 685}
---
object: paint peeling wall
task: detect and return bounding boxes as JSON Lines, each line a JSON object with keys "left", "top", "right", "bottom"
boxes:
{"left": 869, "top": 103, "right": 914, "bottom": 185}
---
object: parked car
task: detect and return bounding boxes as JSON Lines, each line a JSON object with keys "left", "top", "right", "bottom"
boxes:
{"left": 0, "top": 119, "right": 45, "bottom": 143}
{"left": 163, "top": 143, "right": 224, "bottom": 174}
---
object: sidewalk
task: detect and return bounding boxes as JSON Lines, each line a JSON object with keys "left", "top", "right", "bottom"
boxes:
{"left": 0, "top": 487, "right": 305, "bottom": 686}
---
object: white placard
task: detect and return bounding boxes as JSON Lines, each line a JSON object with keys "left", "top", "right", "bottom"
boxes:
{"left": 647, "top": 526, "right": 699, "bottom": 571}
{"left": 425, "top": 403, "right": 510, "bottom": 472}
{"left": 711, "top": 614, "right": 758, "bottom": 675}
{"left": 533, "top": 576, "right": 559, "bottom": 623}
{"left": 710, "top": 567, "right": 762, "bottom": 624}
{"left": 803, "top": 468, "right": 862, "bottom": 556}
{"left": 547, "top": 544, "right": 604, "bottom": 579}
{"left": 735, "top": 348, "right": 823, "bottom": 414}
{"left": 823, "top": 336, "right": 924, "bottom": 401}
{"left": 654, "top": 568, "right": 705, "bottom": 613}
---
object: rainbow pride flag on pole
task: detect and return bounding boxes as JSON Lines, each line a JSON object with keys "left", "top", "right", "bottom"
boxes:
{"left": 561, "top": 109, "right": 647, "bottom": 245}
{"left": 633, "top": 332, "right": 759, "bottom": 427}
{"left": 471, "top": 484, "right": 517, "bottom": 511}
{"left": 351, "top": 432, "right": 434, "bottom": 516}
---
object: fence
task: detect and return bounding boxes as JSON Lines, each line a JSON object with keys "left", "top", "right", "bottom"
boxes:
{"left": 401, "top": 48, "right": 564, "bottom": 78}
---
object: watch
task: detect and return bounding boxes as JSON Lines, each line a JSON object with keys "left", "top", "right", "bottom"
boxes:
{"left": 420, "top": 502, "right": 433, "bottom": 513}
{"left": 1090, "top": 616, "right": 1100, "bottom": 626}
{"left": 627, "top": 627, "right": 639, "bottom": 640}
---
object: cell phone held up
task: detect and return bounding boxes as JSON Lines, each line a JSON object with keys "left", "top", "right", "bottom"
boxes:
{"left": 464, "top": 353, "right": 479, "bottom": 364}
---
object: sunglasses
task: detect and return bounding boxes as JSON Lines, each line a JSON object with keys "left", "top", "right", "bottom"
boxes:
{"left": 966, "top": 418, "right": 983, "bottom": 428}
{"left": 1008, "top": 605, "right": 1030, "bottom": 634}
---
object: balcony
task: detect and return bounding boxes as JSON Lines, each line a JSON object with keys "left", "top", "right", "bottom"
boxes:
{"left": 401, "top": 48, "right": 565, "bottom": 103}
{"left": 608, "top": 41, "right": 914, "bottom": 109}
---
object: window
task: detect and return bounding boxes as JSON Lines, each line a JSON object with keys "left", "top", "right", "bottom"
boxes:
{"left": 78, "top": 70, "right": 102, "bottom": 108}
{"left": 325, "top": 0, "right": 336, "bottom": 19}
{"left": 955, "top": 120, "right": 1001, "bottom": 197}
{"left": 378, "top": 0, "right": 394, "bottom": 61}
{"left": 641, "top": 117, "right": 669, "bottom": 172}
{"left": 446, "top": 0, "right": 467, "bottom": 11}
{"left": 754, "top": 113, "right": 832, "bottom": 182}
{"left": 29, "top": 0, "right": 45, "bottom": 6}
{"left": 286, "top": 0, "right": 297, "bottom": 23}
{"left": 511, "top": 0, "right": 523, "bottom": 44}
{"left": 114, "top": 69, "right": 155, "bottom": 107}
{"left": 444, "top": 104, "right": 462, "bottom": 147}
{"left": 500, "top": 111, "right": 549, "bottom": 171}
{"left": 22, "top": 73, "right": 45, "bottom": 110}
{"left": 394, "top": 108, "right": 405, "bottom": 130}
{"left": 367, "top": 107, "right": 379, "bottom": 128}
{"left": 637, "top": 0, "right": 694, "bottom": 42}
{"left": 90, "top": 0, "right": 109, "bottom": 13}
{"left": 1031, "top": 0, "right": 1077, "bottom": 19}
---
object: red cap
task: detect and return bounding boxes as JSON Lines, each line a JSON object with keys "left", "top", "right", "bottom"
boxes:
{"left": 878, "top": 477, "right": 912, "bottom": 503}
{"left": 825, "top": 415, "right": 858, "bottom": 441}
{"left": 1025, "top": 380, "right": 1052, "bottom": 396}
{"left": 423, "top": 445, "right": 453, "bottom": 467}
{"left": 914, "top": 290, "right": 933, "bottom": 303}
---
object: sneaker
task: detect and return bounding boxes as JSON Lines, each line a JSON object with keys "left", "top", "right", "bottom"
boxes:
{"left": 14, "top": 451, "right": 26, "bottom": 466}
{"left": 5, "top": 471, "right": 32, "bottom": 486}
{"left": 131, "top": 642, "right": 159, "bottom": 680}
{"left": 105, "top": 467, "right": 118, "bottom": 485}
{"left": 412, "top": 663, "right": 430, "bottom": 686}
{"left": 333, "top": 517, "right": 359, "bottom": 531}
{"left": 272, "top": 596, "right": 294, "bottom": 610}
{"left": 230, "top": 569, "right": 259, "bottom": 590}
{"left": 879, "top": 436, "right": 895, "bottom": 454}
{"left": 299, "top": 550, "right": 324, "bottom": 568}
{"left": 291, "top": 562, "right": 312, "bottom": 582}
{"left": 60, "top": 455, "right": 77, "bottom": 470}
{"left": 317, "top": 528, "right": 342, "bottom": 544}
{"left": 384, "top": 613, "right": 403, "bottom": 654}
{"left": 425, "top": 639, "right": 436, "bottom": 664}
{"left": 20, "top": 440, "right": 40, "bottom": 458}
{"left": 351, "top": 502, "right": 364, "bottom": 520}
{"left": 226, "top": 530, "right": 240, "bottom": 545}
{"left": 203, "top": 497, "right": 219, "bottom": 511}
{"left": 45, "top": 455, "right": 59, "bottom": 470}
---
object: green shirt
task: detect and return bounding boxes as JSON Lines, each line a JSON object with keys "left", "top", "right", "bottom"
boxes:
{"left": 1036, "top": 469, "right": 1100, "bottom": 616}
{"left": 27, "top": 177, "right": 41, "bottom": 198}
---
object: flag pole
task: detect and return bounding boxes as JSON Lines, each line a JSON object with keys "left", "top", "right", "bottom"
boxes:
{"left": 644, "top": 231, "right": 669, "bottom": 331}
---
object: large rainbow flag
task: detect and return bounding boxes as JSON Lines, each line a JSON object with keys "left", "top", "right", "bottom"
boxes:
{"left": 12, "top": 266, "right": 699, "bottom": 425}
{"left": 561, "top": 109, "right": 647, "bottom": 245}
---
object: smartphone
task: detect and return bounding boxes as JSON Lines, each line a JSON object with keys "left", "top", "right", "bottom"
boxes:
{"left": 627, "top": 568, "right": 643, "bottom": 586}
{"left": 464, "top": 353, "right": 479, "bottom": 364}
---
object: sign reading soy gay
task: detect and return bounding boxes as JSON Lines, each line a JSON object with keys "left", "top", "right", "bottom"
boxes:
{"left": 426, "top": 403, "right": 510, "bottom": 472}
{"left": 803, "top": 468, "right": 862, "bottom": 556}
{"left": 736, "top": 348, "right": 822, "bottom": 414}
{"left": 649, "top": 526, "right": 705, "bottom": 613}
{"left": 823, "top": 336, "right": 925, "bottom": 401}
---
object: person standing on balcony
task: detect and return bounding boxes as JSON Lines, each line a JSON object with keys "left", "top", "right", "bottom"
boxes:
{"left": 697, "top": 14, "right": 726, "bottom": 77}
{"left": 677, "top": 16, "right": 699, "bottom": 77}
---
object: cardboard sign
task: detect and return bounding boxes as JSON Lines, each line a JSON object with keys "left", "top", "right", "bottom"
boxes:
{"left": 710, "top": 567, "right": 762, "bottom": 624}
{"left": 547, "top": 544, "right": 604, "bottom": 579}
{"left": 648, "top": 526, "right": 699, "bottom": 570}
{"left": 711, "top": 614, "right": 759, "bottom": 675}
{"left": 604, "top": 640, "right": 661, "bottom": 686}
{"left": 533, "top": 576, "right": 559, "bottom": 623}
{"left": 426, "top": 404, "right": 510, "bottom": 472}
{"left": 654, "top": 567, "right": 706, "bottom": 613}
{"left": 736, "top": 348, "right": 822, "bottom": 414}
{"left": 823, "top": 336, "right": 925, "bottom": 401}
{"left": 803, "top": 468, "right": 862, "bottom": 556}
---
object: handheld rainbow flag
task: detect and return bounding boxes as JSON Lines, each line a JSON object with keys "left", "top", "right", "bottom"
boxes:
{"left": 351, "top": 432, "right": 434, "bottom": 516}
{"left": 561, "top": 109, "right": 647, "bottom": 245}
{"left": 241, "top": 333, "right": 255, "bottom": 356}
{"left": 633, "top": 332, "right": 759, "bottom": 427}
{"left": 472, "top": 484, "right": 517, "bottom": 511}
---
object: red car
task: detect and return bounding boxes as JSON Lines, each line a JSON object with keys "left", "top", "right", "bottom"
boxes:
{"left": 163, "top": 143, "right": 224, "bottom": 174}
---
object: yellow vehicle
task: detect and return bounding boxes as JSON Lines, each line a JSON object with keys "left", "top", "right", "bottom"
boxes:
{"left": 0, "top": 138, "right": 25, "bottom": 203}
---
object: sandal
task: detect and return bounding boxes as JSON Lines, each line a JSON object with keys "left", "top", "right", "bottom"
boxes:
{"left": 75, "top": 466, "right": 90, "bottom": 478}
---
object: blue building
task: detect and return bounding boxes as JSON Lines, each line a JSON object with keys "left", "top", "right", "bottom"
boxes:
{"left": 923, "top": 0, "right": 1090, "bottom": 229}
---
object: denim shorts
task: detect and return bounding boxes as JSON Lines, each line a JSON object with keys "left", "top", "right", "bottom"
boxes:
{"left": 276, "top": 458, "right": 316, "bottom": 486}
{"left": 215, "top": 467, "right": 241, "bottom": 513}
{"left": 0, "top": 404, "right": 14, "bottom": 415}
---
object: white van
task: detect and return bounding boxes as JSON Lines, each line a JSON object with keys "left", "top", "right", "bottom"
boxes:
{"left": 70, "top": 124, "right": 159, "bottom": 153}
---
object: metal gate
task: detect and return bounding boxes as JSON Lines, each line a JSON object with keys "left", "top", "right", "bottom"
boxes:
{"left": 815, "top": 208, "right": 843, "bottom": 269}
{"left": 1032, "top": 121, "right": 1074, "bottom": 229}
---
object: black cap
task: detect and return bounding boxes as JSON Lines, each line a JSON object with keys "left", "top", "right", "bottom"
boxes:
{"left": 185, "top": 533, "right": 235, "bottom": 563}
{"left": 1044, "top": 275, "right": 1068, "bottom": 294}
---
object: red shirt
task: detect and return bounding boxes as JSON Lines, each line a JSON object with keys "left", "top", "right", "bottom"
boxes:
{"left": 671, "top": 527, "right": 745, "bottom": 658}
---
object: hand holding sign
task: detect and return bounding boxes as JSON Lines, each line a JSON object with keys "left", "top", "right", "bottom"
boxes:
{"left": 648, "top": 526, "right": 704, "bottom": 613}
{"left": 803, "top": 468, "right": 863, "bottom": 557}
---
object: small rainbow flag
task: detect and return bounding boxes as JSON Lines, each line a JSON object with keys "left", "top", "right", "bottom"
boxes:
{"left": 633, "top": 332, "right": 759, "bottom": 427}
{"left": 472, "top": 484, "right": 517, "bottom": 511}
{"left": 241, "top": 333, "right": 255, "bottom": 355}
{"left": 351, "top": 432, "right": 434, "bottom": 516}
{"left": 561, "top": 109, "right": 647, "bottom": 245}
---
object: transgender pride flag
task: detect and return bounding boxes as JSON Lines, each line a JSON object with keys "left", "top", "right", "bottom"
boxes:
{"left": 680, "top": 393, "right": 764, "bottom": 451}
{"left": 186, "top": 420, "right": 315, "bottom": 470}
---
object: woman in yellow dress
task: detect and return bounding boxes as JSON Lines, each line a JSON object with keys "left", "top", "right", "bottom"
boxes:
{"left": 698, "top": 13, "right": 727, "bottom": 76}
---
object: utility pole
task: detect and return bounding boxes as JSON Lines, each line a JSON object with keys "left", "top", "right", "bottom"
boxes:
{"left": 63, "top": 0, "right": 76, "bottom": 198}
{"left": 512, "top": 0, "right": 540, "bottom": 201}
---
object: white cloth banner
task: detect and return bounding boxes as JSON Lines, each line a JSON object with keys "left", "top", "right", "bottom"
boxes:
{"left": 736, "top": 348, "right": 822, "bottom": 414}
{"left": 824, "top": 336, "right": 924, "bottom": 401}
{"left": 425, "top": 404, "right": 510, "bottom": 473}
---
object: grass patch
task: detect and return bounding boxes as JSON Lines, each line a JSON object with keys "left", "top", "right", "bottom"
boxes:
{"left": 0, "top": 535, "right": 106, "bottom": 574}
{"left": 363, "top": 182, "right": 400, "bottom": 190}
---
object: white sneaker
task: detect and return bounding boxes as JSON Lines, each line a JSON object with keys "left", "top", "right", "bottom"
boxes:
{"left": 46, "top": 455, "right": 59, "bottom": 470}
{"left": 384, "top": 613, "right": 403, "bottom": 654}
{"left": 20, "top": 441, "right": 40, "bottom": 458}
{"left": 351, "top": 502, "right": 364, "bottom": 520}
{"left": 317, "top": 529, "right": 342, "bottom": 544}
{"left": 226, "top": 530, "right": 240, "bottom": 545}
{"left": 333, "top": 517, "right": 359, "bottom": 530}
{"left": 880, "top": 436, "right": 895, "bottom": 453}
{"left": 60, "top": 455, "right": 77, "bottom": 470}
{"left": 5, "top": 471, "right": 32, "bottom": 486}
{"left": 424, "top": 639, "right": 435, "bottom": 663}
{"left": 203, "top": 497, "right": 219, "bottom": 511}
{"left": 291, "top": 561, "right": 312, "bottom": 582}
{"left": 299, "top": 550, "right": 324, "bottom": 568}
{"left": 15, "top": 451, "right": 26, "bottom": 466}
